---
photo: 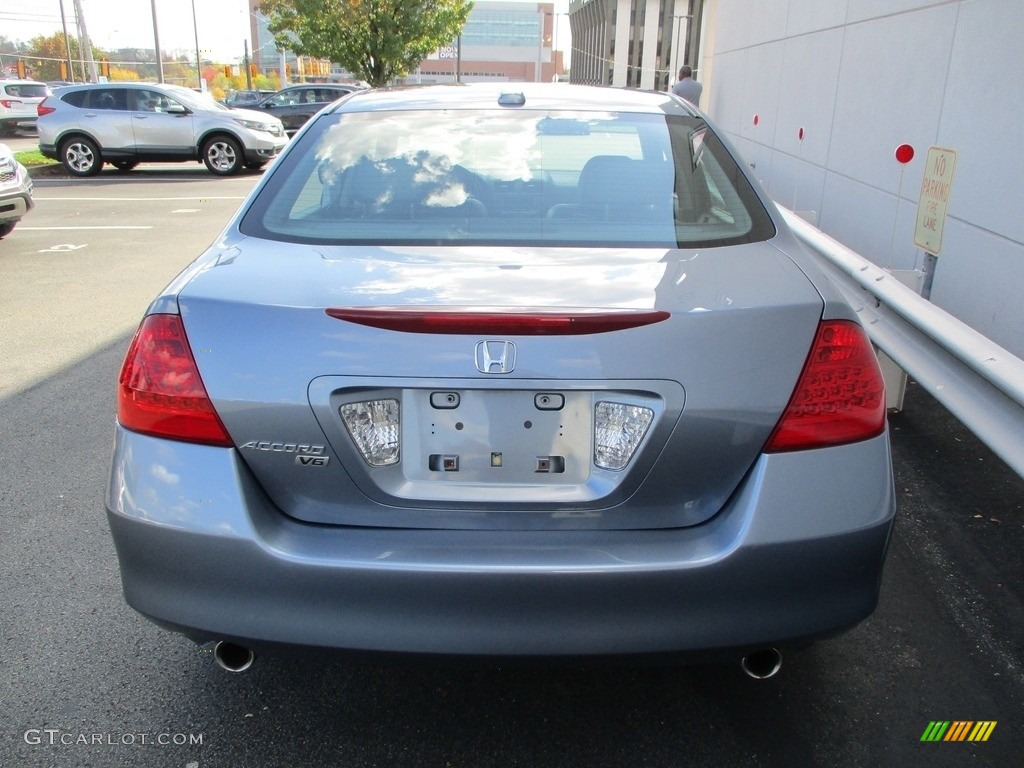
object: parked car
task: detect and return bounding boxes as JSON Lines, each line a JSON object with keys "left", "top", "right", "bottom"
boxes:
{"left": 36, "top": 82, "right": 287, "bottom": 176}
{"left": 0, "top": 142, "right": 34, "bottom": 238}
{"left": 254, "top": 83, "right": 363, "bottom": 135}
{"left": 1, "top": 79, "right": 50, "bottom": 135}
{"left": 224, "top": 89, "right": 276, "bottom": 108}
{"left": 106, "top": 83, "right": 895, "bottom": 677}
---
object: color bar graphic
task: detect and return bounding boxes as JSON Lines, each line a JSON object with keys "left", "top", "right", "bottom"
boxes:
{"left": 920, "top": 721, "right": 996, "bottom": 742}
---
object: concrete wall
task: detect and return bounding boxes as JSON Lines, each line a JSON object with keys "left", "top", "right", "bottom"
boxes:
{"left": 699, "top": 0, "right": 1024, "bottom": 358}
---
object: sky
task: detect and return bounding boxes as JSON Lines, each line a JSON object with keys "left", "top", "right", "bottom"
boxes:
{"left": 2, "top": 0, "right": 252, "bottom": 62}
{"left": 2, "top": 0, "right": 572, "bottom": 65}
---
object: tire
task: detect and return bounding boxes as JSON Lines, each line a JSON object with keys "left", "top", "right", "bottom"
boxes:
{"left": 111, "top": 160, "right": 139, "bottom": 172}
{"left": 60, "top": 136, "right": 103, "bottom": 177}
{"left": 201, "top": 135, "right": 243, "bottom": 176}
{"left": 0, "top": 222, "right": 15, "bottom": 239}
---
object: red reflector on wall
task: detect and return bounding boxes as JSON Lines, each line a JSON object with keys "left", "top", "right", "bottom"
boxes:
{"left": 325, "top": 307, "right": 670, "bottom": 335}
{"left": 765, "top": 320, "right": 886, "bottom": 452}
{"left": 117, "top": 314, "right": 233, "bottom": 446}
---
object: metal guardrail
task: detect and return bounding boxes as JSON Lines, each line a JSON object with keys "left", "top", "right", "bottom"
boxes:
{"left": 779, "top": 207, "right": 1024, "bottom": 480}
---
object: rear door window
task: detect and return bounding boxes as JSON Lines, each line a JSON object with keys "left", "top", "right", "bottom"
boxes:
{"left": 87, "top": 88, "right": 128, "bottom": 111}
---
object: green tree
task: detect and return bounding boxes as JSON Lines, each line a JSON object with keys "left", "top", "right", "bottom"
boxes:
{"left": 258, "top": 0, "right": 473, "bottom": 87}
{"left": 25, "top": 32, "right": 82, "bottom": 81}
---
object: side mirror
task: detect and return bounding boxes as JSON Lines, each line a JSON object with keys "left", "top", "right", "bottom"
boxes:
{"left": 165, "top": 104, "right": 188, "bottom": 115}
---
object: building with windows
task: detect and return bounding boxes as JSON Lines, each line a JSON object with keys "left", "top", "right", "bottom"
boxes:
{"left": 248, "top": 2, "right": 564, "bottom": 85}
{"left": 415, "top": 2, "right": 564, "bottom": 84}
{"left": 567, "top": 0, "right": 703, "bottom": 90}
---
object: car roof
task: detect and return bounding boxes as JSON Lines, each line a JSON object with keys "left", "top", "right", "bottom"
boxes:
{"left": 280, "top": 83, "right": 356, "bottom": 90}
{"left": 327, "top": 82, "right": 699, "bottom": 116}
{"left": 54, "top": 81, "right": 183, "bottom": 90}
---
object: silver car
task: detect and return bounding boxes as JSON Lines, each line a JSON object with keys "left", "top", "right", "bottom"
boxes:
{"left": 37, "top": 82, "right": 287, "bottom": 176}
{"left": 0, "top": 142, "right": 34, "bottom": 239}
{"left": 106, "top": 84, "right": 895, "bottom": 677}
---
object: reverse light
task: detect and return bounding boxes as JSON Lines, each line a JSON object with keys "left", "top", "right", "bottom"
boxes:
{"left": 117, "top": 314, "right": 233, "bottom": 446}
{"left": 594, "top": 401, "right": 653, "bottom": 470}
{"left": 340, "top": 399, "right": 400, "bottom": 466}
{"left": 764, "top": 320, "right": 886, "bottom": 452}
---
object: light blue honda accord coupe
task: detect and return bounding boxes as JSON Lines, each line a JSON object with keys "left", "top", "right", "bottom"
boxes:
{"left": 106, "top": 83, "right": 895, "bottom": 678}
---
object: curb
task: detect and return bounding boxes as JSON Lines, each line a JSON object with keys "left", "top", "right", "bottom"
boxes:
{"left": 27, "top": 163, "right": 66, "bottom": 178}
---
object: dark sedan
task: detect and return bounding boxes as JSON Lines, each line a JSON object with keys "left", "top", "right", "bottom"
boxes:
{"left": 254, "top": 83, "right": 363, "bottom": 135}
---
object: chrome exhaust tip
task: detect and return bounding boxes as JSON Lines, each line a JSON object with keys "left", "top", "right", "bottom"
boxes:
{"left": 741, "top": 648, "right": 782, "bottom": 679}
{"left": 213, "top": 641, "right": 255, "bottom": 673}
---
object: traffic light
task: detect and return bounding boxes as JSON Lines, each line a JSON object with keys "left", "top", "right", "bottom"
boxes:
{"left": 249, "top": 64, "right": 257, "bottom": 78}
{"left": 223, "top": 65, "right": 232, "bottom": 78}
{"left": 100, "top": 59, "right": 110, "bottom": 78}
{"left": 60, "top": 61, "right": 68, "bottom": 79}
{"left": 17, "top": 59, "right": 26, "bottom": 79}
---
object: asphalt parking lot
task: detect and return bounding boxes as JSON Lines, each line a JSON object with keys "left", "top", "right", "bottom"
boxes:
{"left": 1, "top": 162, "right": 1021, "bottom": 768}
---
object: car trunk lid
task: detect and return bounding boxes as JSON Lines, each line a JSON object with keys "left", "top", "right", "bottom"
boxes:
{"left": 175, "top": 238, "right": 824, "bottom": 530}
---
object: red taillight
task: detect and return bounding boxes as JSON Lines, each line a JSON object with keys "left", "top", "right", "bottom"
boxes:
{"left": 117, "top": 314, "right": 232, "bottom": 446}
{"left": 37, "top": 102, "right": 56, "bottom": 116}
{"left": 1, "top": 99, "right": 16, "bottom": 109}
{"left": 764, "top": 320, "right": 886, "bottom": 452}
{"left": 326, "top": 307, "right": 670, "bottom": 335}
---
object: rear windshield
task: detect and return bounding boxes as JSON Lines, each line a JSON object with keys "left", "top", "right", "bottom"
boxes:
{"left": 240, "top": 109, "right": 775, "bottom": 248}
{"left": 4, "top": 83, "right": 48, "bottom": 98}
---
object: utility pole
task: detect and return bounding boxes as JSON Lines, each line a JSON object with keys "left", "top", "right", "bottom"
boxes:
{"left": 191, "top": 0, "right": 202, "bottom": 90}
{"left": 244, "top": 39, "right": 253, "bottom": 90}
{"left": 149, "top": 0, "right": 165, "bottom": 82}
{"left": 72, "top": 0, "right": 98, "bottom": 81}
{"left": 58, "top": 0, "right": 75, "bottom": 82}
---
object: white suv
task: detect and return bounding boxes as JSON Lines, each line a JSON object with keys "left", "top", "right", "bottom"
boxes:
{"left": 37, "top": 82, "right": 287, "bottom": 176}
{"left": 1, "top": 80, "right": 50, "bottom": 136}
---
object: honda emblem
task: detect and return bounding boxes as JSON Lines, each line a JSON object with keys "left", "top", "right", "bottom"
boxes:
{"left": 475, "top": 340, "right": 516, "bottom": 374}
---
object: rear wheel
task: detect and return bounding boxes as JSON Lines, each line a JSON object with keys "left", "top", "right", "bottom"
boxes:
{"left": 0, "top": 222, "right": 15, "bottom": 239}
{"left": 60, "top": 136, "right": 102, "bottom": 177}
{"left": 201, "top": 135, "right": 243, "bottom": 176}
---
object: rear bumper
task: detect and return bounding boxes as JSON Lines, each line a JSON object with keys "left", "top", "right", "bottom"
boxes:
{"left": 106, "top": 425, "right": 896, "bottom": 658}
{"left": 1, "top": 115, "right": 36, "bottom": 131}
